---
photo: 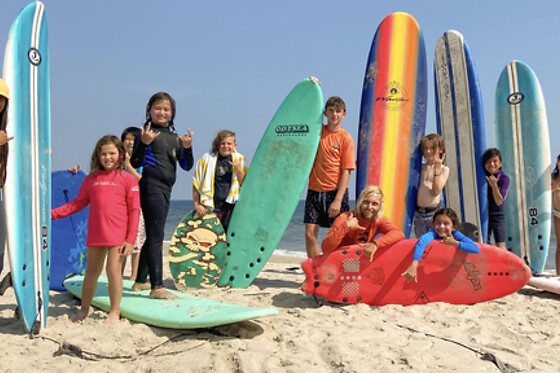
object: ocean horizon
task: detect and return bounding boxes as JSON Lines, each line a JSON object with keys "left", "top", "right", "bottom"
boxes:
{"left": 165, "top": 200, "right": 557, "bottom": 270}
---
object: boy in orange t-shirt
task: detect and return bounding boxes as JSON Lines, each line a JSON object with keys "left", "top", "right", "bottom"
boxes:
{"left": 304, "top": 95, "right": 355, "bottom": 258}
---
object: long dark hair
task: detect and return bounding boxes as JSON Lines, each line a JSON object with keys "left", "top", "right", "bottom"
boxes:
{"left": 0, "top": 98, "right": 8, "bottom": 187}
{"left": 553, "top": 154, "right": 560, "bottom": 179}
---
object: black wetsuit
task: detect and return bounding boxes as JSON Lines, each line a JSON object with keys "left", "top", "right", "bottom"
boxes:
{"left": 130, "top": 124, "right": 193, "bottom": 289}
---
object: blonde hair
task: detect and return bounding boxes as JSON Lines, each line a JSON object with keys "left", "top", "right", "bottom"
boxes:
{"left": 355, "top": 185, "right": 384, "bottom": 219}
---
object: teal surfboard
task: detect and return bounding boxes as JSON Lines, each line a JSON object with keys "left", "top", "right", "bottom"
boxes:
{"left": 2, "top": 1, "right": 51, "bottom": 333}
{"left": 218, "top": 78, "right": 323, "bottom": 288}
{"left": 64, "top": 275, "right": 278, "bottom": 329}
{"left": 495, "top": 60, "right": 551, "bottom": 274}
{"left": 51, "top": 170, "right": 88, "bottom": 291}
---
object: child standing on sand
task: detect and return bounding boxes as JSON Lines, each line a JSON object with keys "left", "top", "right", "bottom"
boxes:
{"left": 192, "top": 129, "right": 246, "bottom": 231}
{"left": 130, "top": 92, "right": 194, "bottom": 299}
{"left": 304, "top": 93, "right": 355, "bottom": 258}
{"left": 413, "top": 133, "right": 450, "bottom": 237}
{"left": 120, "top": 126, "right": 145, "bottom": 281}
{"left": 403, "top": 207, "right": 479, "bottom": 283}
{"left": 551, "top": 155, "right": 560, "bottom": 274}
{"left": 483, "top": 148, "right": 509, "bottom": 248}
{"left": 51, "top": 135, "right": 140, "bottom": 323}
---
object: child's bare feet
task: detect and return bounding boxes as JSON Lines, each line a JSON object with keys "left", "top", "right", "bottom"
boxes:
{"left": 131, "top": 282, "right": 150, "bottom": 291}
{"left": 104, "top": 312, "right": 120, "bottom": 324}
{"left": 150, "top": 288, "right": 178, "bottom": 300}
{"left": 71, "top": 309, "right": 89, "bottom": 323}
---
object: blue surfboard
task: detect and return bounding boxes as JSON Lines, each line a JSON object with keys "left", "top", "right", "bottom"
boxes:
{"left": 434, "top": 30, "right": 488, "bottom": 242}
{"left": 2, "top": 1, "right": 51, "bottom": 333}
{"left": 50, "top": 170, "right": 88, "bottom": 291}
{"left": 495, "top": 60, "right": 551, "bottom": 274}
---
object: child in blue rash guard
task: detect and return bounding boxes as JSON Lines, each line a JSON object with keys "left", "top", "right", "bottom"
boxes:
{"left": 402, "top": 207, "right": 479, "bottom": 283}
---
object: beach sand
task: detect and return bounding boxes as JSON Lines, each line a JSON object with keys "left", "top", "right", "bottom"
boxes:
{"left": 0, "top": 246, "right": 559, "bottom": 373}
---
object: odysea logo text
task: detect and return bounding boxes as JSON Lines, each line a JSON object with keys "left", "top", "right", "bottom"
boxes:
{"left": 275, "top": 124, "right": 309, "bottom": 136}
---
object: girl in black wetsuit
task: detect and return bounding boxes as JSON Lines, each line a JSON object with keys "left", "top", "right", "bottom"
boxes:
{"left": 130, "top": 92, "right": 193, "bottom": 299}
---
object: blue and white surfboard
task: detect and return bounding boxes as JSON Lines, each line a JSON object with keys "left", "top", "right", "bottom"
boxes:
{"left": 495, "top": 60, "right": 551, "bottom": 274}
{"left": 434, "top": 30, "right": 488, "bottom": 242}
{"left": 2, "top": 1, "right": 51, "bottom": 333}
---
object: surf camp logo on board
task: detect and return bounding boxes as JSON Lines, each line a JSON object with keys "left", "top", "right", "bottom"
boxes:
{"left": 275, "top": 124, "right": 310, "bottom": 137}
{"left": 507, "top": 92, "right": 524, "bottom": 105}
{"left": 375, "top": 81, "right": 409, "bottom": 110}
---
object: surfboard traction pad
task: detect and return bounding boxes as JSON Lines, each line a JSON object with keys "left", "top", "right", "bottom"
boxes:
{"left": 169, "top": 211, "right": 227, "bottom": 289}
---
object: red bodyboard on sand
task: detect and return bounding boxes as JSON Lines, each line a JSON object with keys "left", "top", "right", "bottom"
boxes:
{"left": 301, "top": 240, "right": 530, "bottom": 305}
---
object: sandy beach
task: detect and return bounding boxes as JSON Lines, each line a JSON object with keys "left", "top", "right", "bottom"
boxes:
{"left": 0, "top": 246, "right": 559, "bottom": 373}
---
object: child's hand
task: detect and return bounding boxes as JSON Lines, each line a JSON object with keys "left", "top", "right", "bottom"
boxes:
{"left": 402, "top": 261, "right": 419, "bottom": 283}
{"left": 194, "top": 203, "right": 208, "bottom": 218}
{"left": 68, "top": 163, "right": 81, "bottom": 174}
{"left": 486, "top": 174, "right": 499, "bottom": 189}
{"left": 141, "top": 122, "right": 160, "bottom": 145}
{"left": 328, "top": 199, "right": 342, "bottom": 218}
{"left": 230, "top": 159, "right": 244, "bottom": 175}
{"left": 179, "top": 129, "right": 194, "bottom": 149}
{"left": 0, "top": 130, "right": 13, "bottom": 146}
{"left": 119, "top": 242, "right": 134, "bottom": 256}
{"left": 440, "top": 235, "right": 459, "bottom": 248}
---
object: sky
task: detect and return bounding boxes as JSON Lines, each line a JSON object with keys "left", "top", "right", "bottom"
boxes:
{"left": 1, "top": 1, "right": 558, "bottom": 200}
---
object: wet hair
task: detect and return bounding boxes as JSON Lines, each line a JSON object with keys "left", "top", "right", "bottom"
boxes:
{"left": 0, "top": 96, "right": 8, "bottom": 187}
{"left": 482, "top": 148, "right": 502, "bottom": 168}
{"left": 553, "top": 154, "right": 560, "bottom": 179}
{"left": 421, "top": 133, "right": 445, "bottom": 155}
{"left": 355, "top": 185, "right": 384, "bottom": 219}
{"left": 144, "top": 92, "right": 176, "bottom": 132}
{"left": 211, "top": 129, "right": 236, "bottom": 155}
{"left": 432, "top": 207, "right": 460, "bottom": 229}
{"left": 89, "top": 135, "right": 126, "bottom": 173}
{"left": 324, "top": 96, "right": 346, "bottom": 112}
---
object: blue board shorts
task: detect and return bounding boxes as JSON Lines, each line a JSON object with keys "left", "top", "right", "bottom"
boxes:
{"left": 304, "top": 189, "right": 350, "bottom": 228}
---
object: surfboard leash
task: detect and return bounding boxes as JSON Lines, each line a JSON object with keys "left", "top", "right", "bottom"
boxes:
{"left": 395, "top": 323, "right": 520, "bottom": 373}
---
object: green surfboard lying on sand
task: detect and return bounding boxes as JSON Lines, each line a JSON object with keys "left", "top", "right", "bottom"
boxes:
{"left": 218, "top": 77, "right": 324, "bottom": 288}
{"left": 63, "top": 275, "right": 278, "bottom": 329}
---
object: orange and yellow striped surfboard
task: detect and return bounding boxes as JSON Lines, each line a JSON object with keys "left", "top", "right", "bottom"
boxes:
{"left": 357, "top": 12, "right": 427, "bottom": 237}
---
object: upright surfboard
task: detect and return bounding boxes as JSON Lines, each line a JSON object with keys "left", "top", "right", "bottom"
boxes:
{"left": 495, "top": 60, "right": 551, "bottom": 274}
{"left": 434, "top": 30, "right": 488, "bottom": 242}
{"left": 218, "top": 78, "right": 323, "bottom": 288}
{"left": 51, "top": 170, "right": 88, "bottom": 291}
{"left": 301, "top": 241, "right": 530, "bottom": 306}
{"left": 2, "top": 1, "right": 51, "bottom": 333}
{"left": 356, "top": 12, "right": 427, "bottom": 237}
{"left": 64, "top": 275, "right": 278, "bottom": 329}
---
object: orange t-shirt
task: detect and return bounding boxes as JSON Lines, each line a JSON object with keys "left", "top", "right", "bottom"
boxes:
{"left": 308, "top": 126, "right": 355, "bottom": 192}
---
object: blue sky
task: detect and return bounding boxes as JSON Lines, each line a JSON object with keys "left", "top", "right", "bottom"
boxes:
{"left": 1, "top": 1, "right": 557, "bottom": 200}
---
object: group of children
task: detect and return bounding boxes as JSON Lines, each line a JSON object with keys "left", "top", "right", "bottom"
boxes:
{"left": 49, "top": 91, "right": 246, "bottom": 323}
{"left": 304, "top": 94, "right": 514, "bottom": 284}
{"left": 0, "top": 75, "right": 554, "bottom": 323}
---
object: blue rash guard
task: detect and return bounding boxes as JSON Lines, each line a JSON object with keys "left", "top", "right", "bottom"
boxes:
{"left": 412, "top": 229, "right": 480, "bottom": 262}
